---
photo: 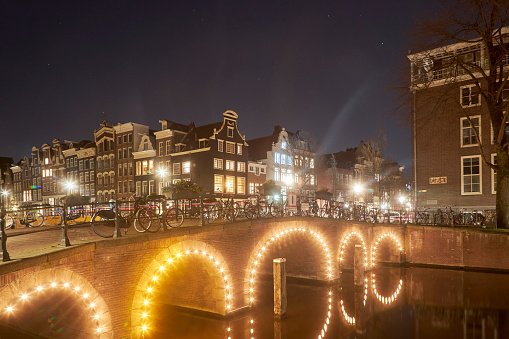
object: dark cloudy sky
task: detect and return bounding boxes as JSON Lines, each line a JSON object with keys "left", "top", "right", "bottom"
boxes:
{"left": 1, "top": 0, "right": 441, "bottom": 169}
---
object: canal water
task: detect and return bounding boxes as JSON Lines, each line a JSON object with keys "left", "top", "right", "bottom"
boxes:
{"left": 149, "top": 267, "right": 509, "bottom": 339}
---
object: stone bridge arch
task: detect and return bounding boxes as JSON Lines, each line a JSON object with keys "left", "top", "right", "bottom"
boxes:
{"left": 0, "top": 267, "right": 112, "bottom": 338}
{"left": 371, "top": 232, "right": 404, "bottom": 267}
{"left": 244, "top": 225, "right": 336, "bottom": 306}
{"left": 131, "top": 240, "right": 233, "bottom": 338}
{"left": 338, "top": 228, "right": 368, "bottom": 270}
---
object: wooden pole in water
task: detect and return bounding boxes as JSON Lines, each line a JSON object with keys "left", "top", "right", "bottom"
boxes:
{"left": 273, "top": 258, "right": 287, "bottom": 318}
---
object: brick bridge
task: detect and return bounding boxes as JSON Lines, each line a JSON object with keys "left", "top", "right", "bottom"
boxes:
{"left": 0, "top": 217, "right": 507, "bottom": 338}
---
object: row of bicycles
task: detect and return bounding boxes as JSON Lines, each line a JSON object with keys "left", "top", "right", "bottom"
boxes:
{"left": 3, "top": 196, "right": 494, "bottom": 240}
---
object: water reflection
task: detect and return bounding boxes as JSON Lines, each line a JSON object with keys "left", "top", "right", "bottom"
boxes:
{"left": 147, "top": 267, "right": 509, "bottom": 338}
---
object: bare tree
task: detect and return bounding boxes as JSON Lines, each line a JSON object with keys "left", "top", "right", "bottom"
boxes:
{"left": 409, "top": 0, "right": 509, "bottom": 228}
{"left": 357, "top": 125, "right": 387, "bottom": 203}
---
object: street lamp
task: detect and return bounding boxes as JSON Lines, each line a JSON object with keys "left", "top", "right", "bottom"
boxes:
{"left": 64, "top": 180, "right": 76, "bottom": 195}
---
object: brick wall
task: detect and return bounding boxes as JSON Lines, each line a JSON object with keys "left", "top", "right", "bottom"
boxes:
{"left": 0, "top": 220, "right": 508, "bottom": 337}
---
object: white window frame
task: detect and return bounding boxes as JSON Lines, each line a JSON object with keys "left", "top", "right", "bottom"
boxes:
{"left": 237, "top": 162, "right": 245, "bottom": 172}
{"left": 460, "top": 115, "right": 481, "bottom": 148}
{"left": 225, "top": 175, "right": 235, "bottom": 194}
{"left": 460, "top": 84, "right": 481, "bottom": 107}
{"left": 237, "top": 177, "right": 245, "bottom": 195}
{"left": 226, "top": 160, "right": 235, "bottom": 171}
{"left": 461, "top": 155, "right": 482, "bottom": 195}
{"left": 182, "top": 161, "right": 191, "bottom": 174}
{"left": 214, "top": 174, "right": 224, "bottom": 193}
{"left": 218, "top": 140, "right": 224, "bottom": 152}
{"left": 226, "top": 141, "right": 235, "bottom": 154}
{"left": 214, "top": 158, "right": 223, "bottom": 170}
{"left": 173, "top": 163, "right": 181, "bottom": 175}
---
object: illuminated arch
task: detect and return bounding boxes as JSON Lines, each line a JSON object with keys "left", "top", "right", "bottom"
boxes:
{"left": 0, "top": 268, "right": 112, "bottom": 336}
{"left": 246, "top": 226, "right": 334, "bottom": 339}
{"left": 372, "top": 273, "right": 403, "bottom": 305}
{"left": 371, "top": 233, "right": 403, "bottom": 267}
{"left": 131, "top": 241, "right": 233, "bottom": 338}
{"left": 338, "top": 231, "right": 368, "bottom": 268}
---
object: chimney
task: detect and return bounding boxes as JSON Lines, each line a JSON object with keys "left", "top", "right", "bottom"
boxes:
{"left": 189, "top": 122, "right": 195, "bottom": 130}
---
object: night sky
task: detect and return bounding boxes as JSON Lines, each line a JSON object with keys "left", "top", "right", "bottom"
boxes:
{"left": 1, "top": 0, "right": 441, "bottom": 170}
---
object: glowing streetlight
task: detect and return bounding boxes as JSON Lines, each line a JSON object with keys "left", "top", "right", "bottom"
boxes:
{"left": 353, "top": 184, "right": 363, "bottom": 194}
{"left": 398, "top": 196, "right": 406, "bottom": 204}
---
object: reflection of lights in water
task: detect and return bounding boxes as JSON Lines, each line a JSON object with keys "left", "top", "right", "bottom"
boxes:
{"left": 371, "top": 233, "right": 403, "bottom": 267}
{"left": 1, "top": 281, "right": 104, "bottom": 334}
{"left": 249, "top": 227, "right": 334, "bottom": 305}
{"left": 372, "top": 273, "right": 403, "bottom": 305}
{"left": 340, "top": 278, "right": 368, "bottom": 326}
{"left": 317, "top": 290, "right": 333, "bottom": 339}
{"left": 339, "top": 231, "right": 368, "bottom": 267}
{"left": 141, "top": 250, "right": 232, "bottom": 335}
{"left": 248, "top": 227, "right": 333, "bottom": 339}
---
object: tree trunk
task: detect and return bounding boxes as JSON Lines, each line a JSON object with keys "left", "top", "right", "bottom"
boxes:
{"left": 496, "top": 149, "right": 509, "bottom": 229}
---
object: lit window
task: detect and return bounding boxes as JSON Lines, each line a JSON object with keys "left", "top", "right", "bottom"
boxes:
{"left": 237, "top": 144, "right": 242, "bottom": 155}
{"left": 226, "top": 160, "right": 235, "bottom": 171}
{"left": 226, "top": 176, "right": 235, "bottom": 193}
{"left": 214, "top": 158, "right": 223, "bottom": 169}
{"left": 288, "top": 156, "right": 293, "bottom": 166}
{"left": 461, "top": 116, "right": 480, "bottom": 147}
{"left": 281, "top": 154, "right": 286, "bottom": 165}
{"left": 214, "top": 175, "right": 224, "bottom": 193}
{"left": 226, "top": 142, "right": 235, "bottom": 154}
{"left": 281, "top": 141, "right": 287, "bottom": 149}
{"left": 461, "top": 155, "right": 481, "bottom": 194}
{"left": 218, "top": 140, "right": 224, "bottom": 152}
{"left": 310, "top": 158, "right": 314, "bottom": 168}
{"left": 275, "top": 167, "right": 280, "bottom": 181}
{"left": 237, "top": 177, "right": 245, "bottom": 194}
{"left": 461, "top": 85, "right": 480, "bottom": 107}
{"left": 237, "top": 162, "right": 245, "bottom": 172}
{"left": 136, "top": 161, "right": 142, "bottom": 176}
{"left": 249, "top": 182, "right": 255, "bottom": 194}
{"left": 142, "top": 161, "right": 148, "bottom": 174}
{"left": 148, "top": 160, "right": 154, "bottom": 174}
{"left": 182, "top": 161, "right": 190, "bottom": 174}
{"left": 173, "top": 163, "right": 181, "bottom": 175}
{"left": 274, "top": 152, "right": 280, "bottom": 164}
{"left": 310, "top": 175, "right": 315, "bottom": 185}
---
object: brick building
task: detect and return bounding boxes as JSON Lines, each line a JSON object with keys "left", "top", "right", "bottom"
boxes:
{"left": 408, "top": 41, "right": 502, "bottom": 210}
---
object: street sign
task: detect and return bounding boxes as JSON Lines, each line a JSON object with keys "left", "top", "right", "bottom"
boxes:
{"left": 288, "top": 193, "right": 297, "bottom": 213}
{"left": 406, "top": 184, "right": 412, "bottom": 191}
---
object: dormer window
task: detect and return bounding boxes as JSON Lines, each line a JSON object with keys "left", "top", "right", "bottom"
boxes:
{"left": 45, "top": 158, "right": 49, "bottom": 165}
{"left": 281, "top": 141, "right": 287, "bottom": 149}
{"left": 227, "top": 127, "right": 234, "bottom": 138}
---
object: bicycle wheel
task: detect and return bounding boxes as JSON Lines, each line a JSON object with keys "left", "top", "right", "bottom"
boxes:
{"left": 164, "top": 207, "right": 184, "bottom": 228}
{"left": 207, "top": 205, "right": 220, "bottom": 223}
{"left": 137, "top": 208, "right": 161, "bottom": 233}
{"left": 91, "top": 211, "right": 116, "bottom": 238}
{"left": 5, "top": 216, "right": 15, "bottom": 229}
{"left": 270, "top": 203, "right": 282, "bottom": 217}
{"left": 29, "top": 211, "right": 45, "bottom": 227}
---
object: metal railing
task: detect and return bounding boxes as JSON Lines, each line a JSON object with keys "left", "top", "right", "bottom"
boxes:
{"left": 0, "top": 197, "right": 498, "bottom": 262}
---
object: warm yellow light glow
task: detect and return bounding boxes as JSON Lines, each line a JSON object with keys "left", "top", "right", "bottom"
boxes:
{"left": 83, "top": 293, "right": 89, "bottom": 299}
{"left": 37, "top": 286, "right": 43, "bottom": 291}
{"left": 21, "top": 294, "right": 28, "bottom": 300}
{"left": 159, "top": 266, "right": 164, "bottom": 271}
{"left": 94, "top": 314, "right": 99, "bottom": 319}
{"left": 6, "top": 306, "right": 13, "bottom": 312}
{"left": 144, "top": 300, "right": 149, "bottom": 305}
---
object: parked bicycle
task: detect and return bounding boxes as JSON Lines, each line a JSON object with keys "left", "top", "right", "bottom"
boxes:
{"left": 6, "top": 206, "right": 45, "bottom": 229}
{"left": 91, "top": 198, "right": 161, "bottom": 238}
